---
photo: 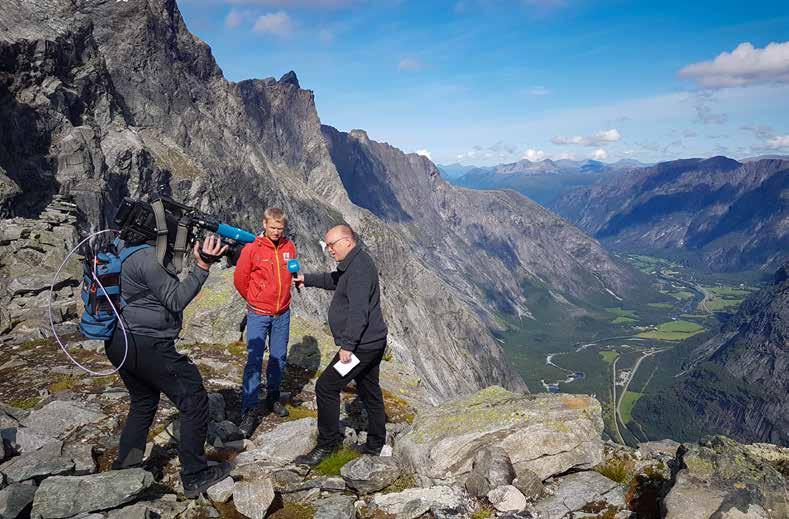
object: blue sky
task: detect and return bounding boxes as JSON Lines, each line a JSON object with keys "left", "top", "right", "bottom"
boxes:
{"left": 178, "top": 0, "right": 789, "bottom": 166}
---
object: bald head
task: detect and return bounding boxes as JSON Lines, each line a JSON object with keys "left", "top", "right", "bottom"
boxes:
{"left": 325, "top": 224, "right": 357, "bottom": 261}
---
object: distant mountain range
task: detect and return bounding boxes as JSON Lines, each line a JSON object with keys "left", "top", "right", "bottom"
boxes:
{"left": 552, "top": 156, "right": 789, "bottom": 273}
{"left": 439, "top": 158, "right": 649, "bottom": 206}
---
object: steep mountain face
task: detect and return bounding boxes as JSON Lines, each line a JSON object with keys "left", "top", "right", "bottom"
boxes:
{"left": 0, "top": 0, "right": 525, "bottom": 400}
{"left": 321, "top": 126, "right": 638, "bottom": 325}
{"left": 633, "top": 262, "right": 789, "bottom": 446}
{"left": 449, "top": 159, "right": 643, "bottom": 206}
{"left": 552, "top": 157, "right": 789, "bottom": 272}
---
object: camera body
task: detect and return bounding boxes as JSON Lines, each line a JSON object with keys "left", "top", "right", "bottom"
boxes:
{"left": 113, "top": 196, "right": 256, "bottom": 266}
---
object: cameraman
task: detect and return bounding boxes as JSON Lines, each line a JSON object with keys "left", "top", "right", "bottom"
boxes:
{"left": 106, "top": 235, "right": 229, "bottom": 499}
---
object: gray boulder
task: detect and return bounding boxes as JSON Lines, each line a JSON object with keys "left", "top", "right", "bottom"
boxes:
{"left": 532, "top": 471, "right": 624, "bottom": 519}
{"left": 464, "top": 446, "right": 515, "bottom": 497}
{"left": 369, "top": 486, "right": 470, "bottom": 519}
{"left": 340, "top": 456, "right": 401, "bottom": 494}
{"left": 0, "top": 428, "right": 55, "bottom": 455}
{"left": 106, "top": 503, "right": 156, "bottom": 519}
{"left": 512, "top": 467, "right": 544, "bottom": 500}
{"left": 206, "top": 421, "right": 243, "bottom": 445}
{"left": 662, "top": 436, "right": 787, "bottom": 519}
{"left": 234, "top": 418, "right": 316, "bottom": 465}
{"left": 206, "top": 394, "right": 225, "bottom": 423}
{"left": 488, "top": 485, "right": 527, "bottom": 513}
{"left": 62, "top": 443, "right": 96, "bottom": 475}
{"left": 206, "top": 477, "right": 234, "bottom": 504}
{"left": 21, "top": 402, "right": 105, "bottom": 440}
{"left": 0, "top": 482, "right": 37, "bottom": 519}
{"left": 313, "top": 495, "right": 356, "bottom": 519}
{"left": 30, "top": 468, "right": 153, "bottom": 519}
{"left": 232, "top": 477, "right": 275, "bottom": 519}
{"left": 0, "top": 442, "right": 74, "bottom": 483}
{"left": 396, "top": 388, "right": 604, "bottom": 483}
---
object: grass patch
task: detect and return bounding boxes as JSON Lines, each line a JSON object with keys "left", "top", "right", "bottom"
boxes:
{"left": 705, "top": 297, "right": 744, "bottom": 312}
{"left": 381, "top": 473, "right": 418, "bottom": 494}
{"left": 471, "top": 507, "right": 495, "bottom": 519}
{"left": 637, "top": 320, "right": 704, "bottom": 341}
{"left": 612, "top": 316, "right": 637, "bottom": 324}
{"left": 599, "top": 351, "right": 619, "bottom": 364}
{"left": 669, "top": 290, "right": 694, "bottom": 301}
{"left": 312, "top": 447, "right": 360, "bottom": 476}
{"left": 91, "top": 375, "right": 116, "bottom": 389}
{"left": 595, "top": 456, "right": 636, "bottom": 484}
{"left": 647, "top": 303, "right": 674, "bottom": 309}
{"left": 267, "top": 502, "right": 316, "bottom": 519}
{"left": 20, "top": 338, "right": 52, "bottom": 349}
{"left": 10, "top": 396, "right": 40, "bottom": 410}
{"left": 227, "top": 342, "right": 247, "bottom": 357}
{"left": 283, "top": 404, "right": 318, "bottom": 421}
{"left": 48, "top": 374, "right": 80, "bottom": 393}
{"left": 382, "top": 389, "right": 416, "bottom": 424}
{"left": 606, "top": 307, "right": 638, "bottom": 319}
{"left": 708, "top": 287, "right": 752, "bottom": 297}
{"left": 620, "top": 391, "right": 644, "bottom": 424}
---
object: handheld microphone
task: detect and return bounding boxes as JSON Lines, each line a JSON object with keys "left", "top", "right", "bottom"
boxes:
{"left": 288, "top": 259, "right": 301, "bottom": 293}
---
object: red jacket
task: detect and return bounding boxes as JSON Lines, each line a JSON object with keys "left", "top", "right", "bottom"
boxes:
{"left": 233, "top": 236, "right": 297, "bottom": 315}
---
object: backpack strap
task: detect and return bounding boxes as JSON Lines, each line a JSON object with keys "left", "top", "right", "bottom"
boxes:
{"left": 151, "top": 199, "right": 170, "bottom": 271}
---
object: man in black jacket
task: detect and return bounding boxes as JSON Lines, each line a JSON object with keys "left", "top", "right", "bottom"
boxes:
{"left": 293, "top": 224, "right": 388, "bottom": 465}
{"left": 106, "top": 235, "right": 230, "bottom": 498}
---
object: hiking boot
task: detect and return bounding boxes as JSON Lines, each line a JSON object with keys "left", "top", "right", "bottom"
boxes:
{"left": 269, "top": 401, "right": 289, "bottom": 418}
{"left": 182, "top": 462, "right": 232, "bottom": 499}
{"left": 350, "top": 443, "right": 382, "bottom": 456}
{"left": 293, "top": 444, "right": 340, "bottom": 467}
{"left": 239, "top": 410, "right": 259, "bottom": 439}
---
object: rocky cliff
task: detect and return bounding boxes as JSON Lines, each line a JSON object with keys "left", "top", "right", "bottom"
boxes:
{"left": 552, "top": 157, "right": 789, "bottom": 272}
{"left": 633, "top": 262, "right": 789, "bottom": 446}
{"left": 322, "top": 126, "right": 639, "bottom": 326}
{"left": 0, "top": 0, "right": 526, "bottom": 400}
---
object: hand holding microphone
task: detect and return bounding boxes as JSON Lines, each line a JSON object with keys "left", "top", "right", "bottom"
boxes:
{"left": 288, "top": 259, "right": 302, "bottom": 293}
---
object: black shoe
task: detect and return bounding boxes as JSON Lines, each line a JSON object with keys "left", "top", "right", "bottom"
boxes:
{"left": 239, "top": 411, "right": 259, "bottom": 439}
{"left": 293, "top": 444, "right": 340, "bottom": 467}
{"left": 351, "top": 443, "right": 383, "bottom": 456}
{"left": 269, "top": 401, "right": 289, "bottom": 418}
{"left": 182, "top": 462, "right": 232, "bottom": 499}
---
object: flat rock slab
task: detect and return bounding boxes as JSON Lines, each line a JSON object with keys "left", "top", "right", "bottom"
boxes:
{"left": 232, "top": 477, "right": 275, "bottom": 519}
{"left": 340, "top": 456, "right": 401, "bottom": 494}
{"left": 1, "top": 427, "right": 56, "bottom": 454}
{"left": 0, "top": 442, "right": 74, "bottom": 483}
{"left": 0, "top": 482, "right": 38, "bottom": 519}
{"left": 663, "top": 436, "right": 788, "bottom": 519}
{"left": 488, "top": 485, "right": 527, "bottom": 512}
{"left": 30, "top": 468, "right": 153, "bottom": 519}
{"left": 313, "top": 495, "right": 356, "bottom": 519}
{"left": 206, "top": 477, "right": 234, "bottom": 503}
{"left": 370, "top": 486, "right": 470, "bottom": 519}
{"left": 532, "top": 471, "right": 624, "bottom": 519}
{"left": 396, "top": 387, "right": 604, "bottom": 482}
{"left": 21, "top": 402, "right": 106, "bottom": 440}
{"left": 235, "top": 418, "right": 316, "bottom": 465}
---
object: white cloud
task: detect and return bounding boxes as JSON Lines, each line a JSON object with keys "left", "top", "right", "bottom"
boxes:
{"left": 528, "top": 86, "right": 551, "bottom": 96}
{"left": 555, "top": 152, "right": 576, "bottom": 160}
{"left": 522, "top": 148, "right": 546, "bottom": 161}
{"left": 416, "top": 149, "right": 432, "bottom": 160}
{"left": 225, "top": 8, "right": 244, "bottom": 28}
{"left": 679, "top": 41, "right": 789, "bottom": 88}
{"left": 592, "top": 148, "right": 608, "bottom": 160}
{"left": 253, "top": 11, "right": 294, "bottom": 37}
{"left": 398, "top": 58, "right": 425, "bottom": 72}
{"left": 552, "top": 128, "right": 621, "bottom": 146}
{"left": 766, "top": 135, "right": 789, "bottom": 149}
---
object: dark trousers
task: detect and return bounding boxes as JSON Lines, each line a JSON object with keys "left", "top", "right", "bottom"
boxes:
{"left": 315, "top": 348, "right": 386, "bottom": 450}
{"left": 106, "top": 330, "right": 209, "bottom": 476}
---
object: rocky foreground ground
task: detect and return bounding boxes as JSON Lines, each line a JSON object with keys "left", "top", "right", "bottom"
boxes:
{"left": 1, "top": 332, "right": 787, "bottom": 519}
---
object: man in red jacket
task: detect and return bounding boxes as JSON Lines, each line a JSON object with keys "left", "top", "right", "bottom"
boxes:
{"left": 233, "top": 207, "right": 297, "bottom": 437}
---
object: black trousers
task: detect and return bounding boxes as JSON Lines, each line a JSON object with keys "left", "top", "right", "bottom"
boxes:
{"left": 106, "top": 330, "right": 209, "bottom": 476}
{"left": 315, "top": 348, "right": 386, "bottom": 450}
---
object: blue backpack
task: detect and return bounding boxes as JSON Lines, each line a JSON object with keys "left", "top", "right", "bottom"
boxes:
{"left": 79, "top": 241, "right": 150, "bottom": 340}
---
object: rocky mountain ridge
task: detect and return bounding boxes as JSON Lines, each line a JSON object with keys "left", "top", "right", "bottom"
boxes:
{"left": 552, "top": 156, "right": 789, "bottom": 272}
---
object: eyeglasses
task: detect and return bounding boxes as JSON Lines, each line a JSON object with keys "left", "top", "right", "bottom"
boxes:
{"left": 325, "top": 236, "right": 351, "bottom": 250}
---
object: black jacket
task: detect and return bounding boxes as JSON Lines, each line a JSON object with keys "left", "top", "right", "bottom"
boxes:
{"left": 303, "top": 247, "right": 387, "bottom": 351}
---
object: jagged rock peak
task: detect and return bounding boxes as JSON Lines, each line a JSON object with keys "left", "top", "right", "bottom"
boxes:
{"left": 278, "top": 70, "right": 300, "bottom": 88}
{"left": 348, "top": 129, "right": 370, "bottom": 142}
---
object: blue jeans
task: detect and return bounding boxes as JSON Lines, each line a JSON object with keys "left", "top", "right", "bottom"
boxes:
{"left": 241, "top": 309, "right": 290, "bottom": 414}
